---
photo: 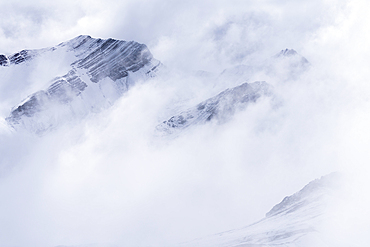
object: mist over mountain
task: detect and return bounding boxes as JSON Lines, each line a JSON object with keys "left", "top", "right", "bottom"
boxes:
{"left": 3, "top": 35, "right": 160, "bottom": 134}
{"left": 0, "top": 34, "right": 351, "bottom": 247}
{"left": 157, "top": 81, "right": 273, "bottom": 135}
{"left": 179, "top": 173, "right": 343, "bottom": 247}
{"left": 1, "top": 1, "right": 370, "bottom": 247}
{"left": 1, "top": 38, "right": 306, "bottom": 136}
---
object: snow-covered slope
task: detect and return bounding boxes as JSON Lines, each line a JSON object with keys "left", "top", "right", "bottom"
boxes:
{"left": 156, "top": 49, "right": 308, "bottom": 136}
{"left": 2, "top": 43, "right": 306, "bottom": 135}
{"left": 3, "top": 35, "right": 160, "bottom": 134}
{"left": 213, "top": 49, "right": 309, "bottom": 92}
{"left": 267, "top": 48, "right": 310, "bottom": 81}
{"left": 157, "top": 81, "right": 273, "bottom": 134}
{"left": 179, "top": 173, "right": 341, "bottom": 247}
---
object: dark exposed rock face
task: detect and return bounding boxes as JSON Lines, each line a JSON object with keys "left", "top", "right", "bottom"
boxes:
{"left": 276, "top": 48, "right": 299, "bottom": 57}
{"left": 70, "top": 36, "right": 153, "bottom": 83}
{"left": 158, "top": 81, "right": 272, "bottom": 133}
{"left": 0, "top": 54, "right": 8, "bottom": 66}
{"left": 1, "top": 49, "right": 40, "bottom": 66}
{"left": 8, "top": 50, "right": 33, "bottom": 65}
{"left": 5, "top": 35, "right": 160, "bottom": 133}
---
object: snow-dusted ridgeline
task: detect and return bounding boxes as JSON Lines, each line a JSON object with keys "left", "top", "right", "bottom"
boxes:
{"left": 4, "top": 35, "right": 161, "bottom": 134}
{"left": 179, "top": 173, "right": 341, "bottom": 247}
{"left": 157, "top": 81, "right": 273, "bottom": 134}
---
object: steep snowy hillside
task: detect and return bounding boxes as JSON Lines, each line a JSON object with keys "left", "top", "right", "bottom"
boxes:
{"left": 2, "top": 35, "right": 161, "bottom": 134}
{"left": 179, "top": 173, "right": 341, "bottom": 247}
{"left": 56, "top": 173, "right": 341, "bottom": 247}
{"left": 157, "top": 81, "right": 273, "bottom": 134}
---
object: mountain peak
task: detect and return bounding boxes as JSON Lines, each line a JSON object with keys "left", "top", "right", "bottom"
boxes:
{"left": 5, "top": 35, "right": 160, "bottom": 134}
{"left": 266, "top": 172, "right": 341, "bottom": 218}
{"left": 274, "top": 48, "right": 309, "bottom": 64}
{"left": 180, "top": 173, "right": 342, "bottom": 247}
{"left": 277, "top": 48, "right": 298, "bottom": 57}
{"left": 58, "top": 35, "right": 93, "bottom": 48}
{"left": 157, "top": 81, "right": 272, "bottom": 135}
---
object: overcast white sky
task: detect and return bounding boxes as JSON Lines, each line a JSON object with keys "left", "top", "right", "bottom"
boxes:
{"left": 1, "top": 0, "right": 370, "bottom": 246}
{"left": 0, "top": 0, "right": 351, "bottom": 70}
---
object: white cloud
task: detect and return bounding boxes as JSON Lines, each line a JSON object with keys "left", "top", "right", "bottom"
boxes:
{"left": 1, "top": 0, "right": 370, "bottom": 246}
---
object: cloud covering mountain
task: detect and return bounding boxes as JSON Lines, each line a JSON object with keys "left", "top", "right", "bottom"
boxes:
{"left": 1, "top": 1, "right": 370, "bottom": 247}
{"left": 3, "top": 35, "right": 159, "bottom": 133}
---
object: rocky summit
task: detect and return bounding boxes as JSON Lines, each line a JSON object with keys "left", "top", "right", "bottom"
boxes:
{"left": 4, "top": 35, "right": 161, "bottom": 134}
{"left": 158, "top": 81, "right": 273, "bottom": 134}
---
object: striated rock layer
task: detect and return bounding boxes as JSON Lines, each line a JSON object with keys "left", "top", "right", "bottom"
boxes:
{"left": 157, "top": 81, "right": 273, "bottom": 134}
{"left": 4, "top": 35, "right": 161, "bottom": 133}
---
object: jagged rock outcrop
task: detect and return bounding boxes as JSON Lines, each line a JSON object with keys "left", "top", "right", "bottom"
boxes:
{"left": 274, "top": 48, "right": 309, "bottom": 66}
{"left": 5, "top": 35, "right": 160, "bottom": 133}
{"left": 1, "top": 49, "right": 46, "bottom": 66}
{"left": 0, "top": 54, "right": 8, "bottom": 66}
{"left": 157, "top": 81, "right": 272, "bottom": 134}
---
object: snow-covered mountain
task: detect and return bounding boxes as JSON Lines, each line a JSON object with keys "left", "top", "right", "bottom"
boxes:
{"left": 157, "top": 81, "right": 273, "bottom": 134}
{"left": 3, "top": 35, "right": 161, "bottom": 134}
{"left": 267, "top": 48, "right": 310, "bottom": 81}
{"left": 1, "top": 36, "right": 308, "bottom": 136}
{"left": 0, "top": 34, "right": 346, "bottom": 247}
{"left": 213, "top": 49, "right": 309, "bottom": 92}
{"left": 155, "top": 49, "right": 309, "bottom": 136}
{"left": 54, "top": 173, "right": 342, "bottom": 247}
{"left": 179, "top": 173, "right": 341, "bottom": 247}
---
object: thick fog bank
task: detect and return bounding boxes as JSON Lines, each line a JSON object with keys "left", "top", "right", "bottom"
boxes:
{"left": 1, "top": 0, "right": 370, "bottom": 246}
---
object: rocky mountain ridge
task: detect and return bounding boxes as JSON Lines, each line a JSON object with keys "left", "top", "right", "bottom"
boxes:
{"left": 2, "top": 36, "right": 309, "bottom": 135}
{"left": 157, "top": 81, "right": 273, "bottom": 134}
{"left": 4, "top": 35, "right": 160, "bottom": 133}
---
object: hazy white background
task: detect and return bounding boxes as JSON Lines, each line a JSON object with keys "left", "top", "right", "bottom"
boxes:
{"left": 0, "top": 0, "right": 370, "bottom": 246}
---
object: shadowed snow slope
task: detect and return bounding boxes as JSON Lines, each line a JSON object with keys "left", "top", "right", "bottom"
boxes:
{"left": 178, "top": 173, "right": 341, "bottom": 247}
{"left": 3, "top": 35, "right": 161, "bottom": 134}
